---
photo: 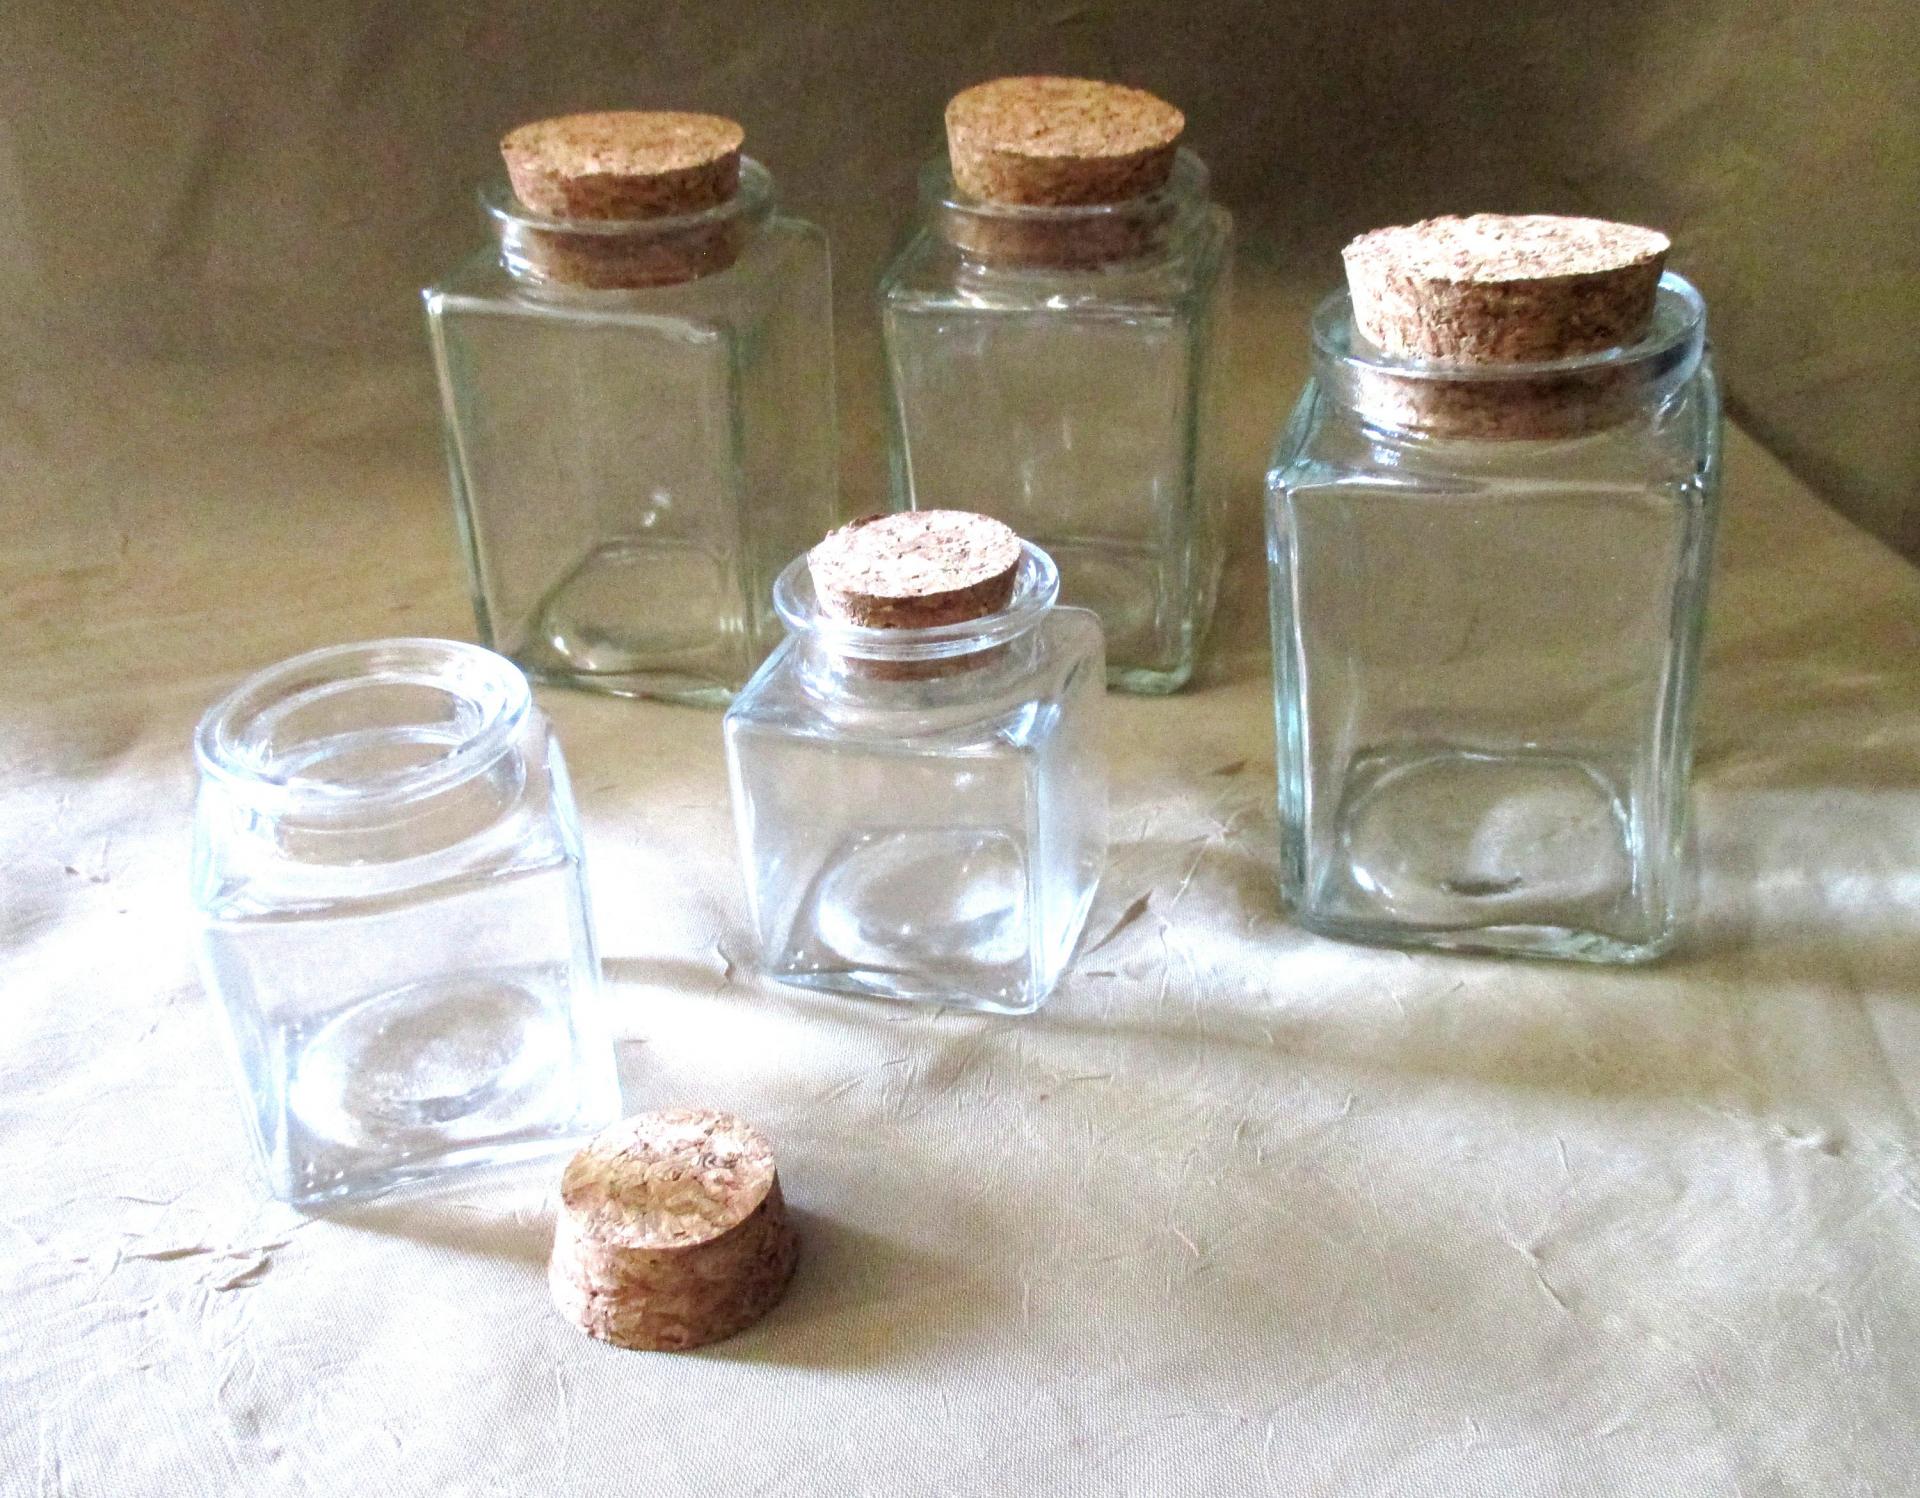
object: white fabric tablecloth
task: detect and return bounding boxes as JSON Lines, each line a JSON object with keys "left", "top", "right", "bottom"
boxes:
{"left": 4, "top": 315, "right": 1918, "bottom": 1495}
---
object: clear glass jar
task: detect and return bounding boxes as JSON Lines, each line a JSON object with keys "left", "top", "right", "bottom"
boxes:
{"left": 723, "top": 545, "right": 1107, "bottom": 1013}
{"left": 879, "top": 150, "right": 1232, "bottom": 694}
{"left": 190, "top": 639, "right": 619, "bottom": 1206}
{"left": 1266, "top": 272, "right": 1722, "bottom": 962}
{"left": 424, "top": 159, "right": 838, "bottom": 706}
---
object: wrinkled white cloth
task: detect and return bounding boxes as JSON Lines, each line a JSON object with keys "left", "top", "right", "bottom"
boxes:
{"left": 2, "top": 333, "right": 1917, "bottom": 1496}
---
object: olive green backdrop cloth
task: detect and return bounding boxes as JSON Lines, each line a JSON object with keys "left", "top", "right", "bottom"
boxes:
{"left": 3, "top": 270, "right": 1919, "bottom": 1493}
{"left": 3, "top": 0, "right": 1917, "bottom": 553}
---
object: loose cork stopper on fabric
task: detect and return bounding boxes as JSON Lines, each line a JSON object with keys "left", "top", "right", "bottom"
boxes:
{"left": 1342, "top": 214, "right": 1670, "bottom": 364}
{"left": 946, "top": 77, "right": 1184, "bottom": 207}
{"left": 809, "top": 512, "right": 1023, "bottom": 630}
{"left": 502, "top": 111, "right": 744, "bottom": 220}
{"left": 499, "top": 112, "right": 748, "bottom": 289}
{"left": 548, "top": 1109, "right": 797, "bottom": 1352}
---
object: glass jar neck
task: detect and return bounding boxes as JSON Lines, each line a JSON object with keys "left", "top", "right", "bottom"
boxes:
{"left": 1311, "top": 272, "right": 1709, "bottom": 441}
{"left": 772, "top": 543, "right": 1061, "bottom": 697}
{"left": 485, "top": 157, "right": 776, "bottom": 292}
{"left": 194, "top": 639, "right": 533, "bottom": 862}
{"left": 923, "top": 148, "right": 1212, "bottom": 272}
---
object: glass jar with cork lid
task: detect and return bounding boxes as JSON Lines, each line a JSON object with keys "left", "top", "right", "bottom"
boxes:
{"left": 1266, "top": 215, "right": 1722, "bottom": 962}
{"left": 724, "top": 510, "right": 1107, "bottom": 1014}
{"left": 879, "top": 78, "right": 1233, "bottom": 695}
{"left": 424, "top": 111, "right": 838, "bottom": 706}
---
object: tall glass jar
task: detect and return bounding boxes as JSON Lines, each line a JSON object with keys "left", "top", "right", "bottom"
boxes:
{"left": 190, "top": 639, "right": 619, "bottom": 1205}
{"left": 724, "top": 521, "right": 1107, "bottom": 1014}
{"left": 879, "top": 79, "right": 1232, "bottom": 694}
{"left": 1267, "top": 268, "right": 1721, "bottom": 963}
{"left": 424, "top": 113, "right": 837, "bottom": 706}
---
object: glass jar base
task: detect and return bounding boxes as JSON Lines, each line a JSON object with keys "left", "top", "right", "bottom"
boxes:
{"left": 1107, "top": 661, "right": 1193, "bottom": 695}
{"left": 269, "top": 963, "right": 615, "bottom": 1206}
{"left": 516, "top": 661, "right": 736, "bottom": 708}
{"left": 760, "top": 825, "right": 1071, "bottom": 1015}
{"left": 502, "top": 537, "right": 749, "bottom": 706}
{"left": 769, "top": 969, "right": 1047, "bottom": 1017}
{"left": 1292, "top": 744, "right": 1676, "bottom": 964}
{"left": 1291, "top": 912, "right": 1676, "bottom": 966}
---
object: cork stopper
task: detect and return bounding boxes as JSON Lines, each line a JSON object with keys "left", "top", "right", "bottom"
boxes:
{"left": 1339, "top": 214, "right": 1673, "bottom": 437}
{"left": 502, "top": 111, "right": 744, "bottom": 220}
{"left": 1343, "top": 214, "right": 1670, "bottom": 363}
{"left": 946, "top": 78, "right": 1183, "bottom": 207}
{"left": 497, "top": 112, "right": 749, "bottom": 288}
{"left": 548, "top": 1109, "right": 798, "bottom": 1352}
{"left": 808, "top": 511, "right": 1023, "bottom": 630}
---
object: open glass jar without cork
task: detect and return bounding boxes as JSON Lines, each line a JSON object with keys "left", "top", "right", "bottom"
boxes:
{"left": 725, "top": 511, "right": 1108, "bottom": 1014}
{"left": 1267, "top": 215, "right": 1722, "bottom": 963}
{"left": 190, "top": 639, "right": 619, "bottom": 1205}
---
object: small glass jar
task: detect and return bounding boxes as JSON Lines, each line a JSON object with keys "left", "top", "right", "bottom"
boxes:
{"left": 1266, "top": 272, "right": 1722, "bottom": 962}
{"left": 879, "top": 149, "right": 1233, "bottom": 694}
{"left": 723, "top": 545, "right": 1107, "bottom": 1014}
{"left": 190, "top": 639, "right": 619, "bottom": 1205}
{"left": 424, "top": 154, "right": 838, "bottom": 706}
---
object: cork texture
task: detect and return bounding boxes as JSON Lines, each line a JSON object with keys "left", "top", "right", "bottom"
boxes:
{"left": 1341, "top": 213, "right": 1672, "bottom": 437}
{"left": 1343, "top": 214, "right": 1670, "bottom": 363}
{"left": 548, "top": 1109, "right": 797, "bottom": 1352}
{"left": 500, "top": 112, "right": 748, "bottom": 289}
{"left": 501, "top": 112, "right": 744, "bottom": 221}
{"left": 946, "top": 77, "right": 1184, "bottom": 208}
{"left": 809, "top": 512, "right": 1023, "bottom": 630}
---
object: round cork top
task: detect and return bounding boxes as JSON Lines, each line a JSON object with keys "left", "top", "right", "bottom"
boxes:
{"left": 809, "top": 511, "right": 1024, "bottom": 629}
{"left": 1343, "top": 213, "right": 1671, "bottom": 363}
{"left": 502, "top": 111, "right": 745, "bottom": 221}
{"left": 557, "top": 1109, "right": 778, "bottom": 1251}
{"left": 946, "top": 77, "right": 1185, "bottom": 206}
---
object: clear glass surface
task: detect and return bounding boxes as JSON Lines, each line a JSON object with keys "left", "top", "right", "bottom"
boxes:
{"left": 1266, "top": 275, "right": 1722, "bottom": 962}
{"left": 724, "top": 546, "right": 1107, "bottom": 1014}
{"left": 424, "top": 160, "right": 838, "bottom": 707}
{"left": 190, "top": 639, "right": 618, "bottom": 1206}
{"left": 880, "top": 151, "right": 1232, "bottom": 695}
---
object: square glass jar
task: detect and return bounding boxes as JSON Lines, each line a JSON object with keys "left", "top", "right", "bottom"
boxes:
{"left": 424, "top": 159, "right": 838, "bottom": 706}
{"left": 724, "top": 544, "right": 1107, "bottom": 1013}
{"left": 190, "top": 639, "right": 619, "bottom": 1206}
{"left": 879, "top": 151, "right": 1232, "bottom": 694}
{"left": 1266, "top": 274, "right": 1721, "bottom": 962}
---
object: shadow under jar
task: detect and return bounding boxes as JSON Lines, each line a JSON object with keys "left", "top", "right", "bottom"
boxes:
{"left": 190, "top": 639, "right": 619, "bottom": 1206}
{"left": 424, "top": 151, "right": 837, "bottom": 706}
{"left": 1267, "top": 273, "right": 1722, "bottom": 962}
{"left": 880, "top": 149, "right": 1232, "bottom": 695}
{"left": 724, "top": 544, "right": 1107, "bottom": 1014}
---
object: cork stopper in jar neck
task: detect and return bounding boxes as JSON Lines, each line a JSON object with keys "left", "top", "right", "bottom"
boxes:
{"left": 1337, "top": 213, "right": 1676, "bottom": 438}
{"left": 493, "top": 110, "right": 753, "bottom": 289}
{"left": 941, "top": 77, "right": 1190, "bottom": 269}
{"left": 788, "top": 512, "right": 1052, "bottom": 682}
{"left": 810, "top": 511, "right": 1022, "bottom": 629}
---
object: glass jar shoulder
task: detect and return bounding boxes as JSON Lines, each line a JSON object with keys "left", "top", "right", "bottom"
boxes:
{"left": 1272, "top": 364, "right": 1720, "bottom": 502}
{"left": 425, "top": 214, "right": 826, "bottom": 334}
{"left": 880, "top": 210, "right": 1228, "bottom": 318}
{"left": 727, "top": 614, "right": 1101, "bottom": 752}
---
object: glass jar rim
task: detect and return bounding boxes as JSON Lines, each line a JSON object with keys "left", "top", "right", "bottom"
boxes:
{"left": 772, "top": 541, "right": 1061, "bottom": 662}
{"left": 1312, "top": 270, "right": 1707, "bottom": 385}
{"left": 194, "top": 638, "right": 530, "bottom": 812}
{"left": 922, "top": 146, "right": 1210, "bottom": 225}
{"left": 481, "top": 155, "right": 775, "bottom": 241}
